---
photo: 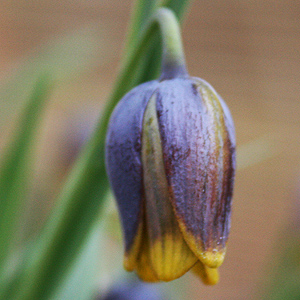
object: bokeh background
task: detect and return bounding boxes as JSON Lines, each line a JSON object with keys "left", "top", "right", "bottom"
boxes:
{"left": 1, "top": 1, "right": 300, "bottom": 299}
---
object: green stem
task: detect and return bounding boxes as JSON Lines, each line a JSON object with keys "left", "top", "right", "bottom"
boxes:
{"left": 124, "top": 0, "right": 193, "bottom": 84}
{"left": 109, "top": 7, "right": 188, "bottom": 103}
{"left": 153, "top": 8, "right": 188, "bottom": 80}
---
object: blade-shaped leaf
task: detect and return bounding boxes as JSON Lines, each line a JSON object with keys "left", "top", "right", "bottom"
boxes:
{"left": 50, "top": 195, "right": 121, "bottom": 300}
{"left": 49, "top": 221, "right": 104, "bottom": 300}
{"left": 11, "top": 152, "right": 110, "bottom": 300}
{"left": 0, "top": 74, "right": 52, "bottom": 273}
{"left": 260, "top": 225, "right": 300, "bottom": 300}
{"left": 7, "top": 3, "right": 193, "bottom": 300}
{"left": 162, "top": 0, "right": 193, "bottom": 20}
{"left": 124, "top": 0, "right": 161, "bottom": 55}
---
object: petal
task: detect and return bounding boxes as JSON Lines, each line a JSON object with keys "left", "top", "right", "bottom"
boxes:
{"left": 141, "top": 92, "right": 198, "bottom": 281}
{"left": 105, "top": 80, "right": 160, "bottom": 264}
{"left": 193, "top": 78, "right": 235, "bottom": 265}
{"left": 156, "top": 78, "right": 235, "bottom": 268}
{"left": 191, "top": 261, "right": 219, "bottom": 285}
{"left": 123, "top": 220, "right": 143, "bottom": 271}
{"left": 135, "top": 229, "right": 160, "bottom": 283}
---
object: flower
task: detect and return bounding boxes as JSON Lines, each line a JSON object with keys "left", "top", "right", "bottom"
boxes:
{"left": 105, "top": 76, "right": 235, "bottom": 285}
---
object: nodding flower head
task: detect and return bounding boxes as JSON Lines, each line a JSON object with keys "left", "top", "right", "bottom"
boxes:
{"left": 105, "top": 75, "right": 235, "bottom": 285}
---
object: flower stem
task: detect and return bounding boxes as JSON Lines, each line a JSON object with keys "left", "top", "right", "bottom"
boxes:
{"left": 109, "top": 7, "right": 188, "bottom": 104}
{"left": 153, "top": 8, "right": 188, "bottom": 80}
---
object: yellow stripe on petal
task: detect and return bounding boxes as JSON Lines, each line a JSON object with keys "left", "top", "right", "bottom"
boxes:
{"left": 150, "top": 235, "right": 198, "bottom": 281}
{"left": 135, "top": 232, "right": 159, "bottom": 283}
{"left": 192, "top": 261, "right": 219, "bottom": 285}
{"left": 142, "top": 93, "right": 197, "bottom": 281}
{"left": 176, "top": 224, "right": 225, "bottom": 268}
{"left": 124, "top": 220, "right": 143, "bottom": 272}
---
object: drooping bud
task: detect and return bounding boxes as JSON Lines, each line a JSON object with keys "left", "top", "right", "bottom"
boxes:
{"left": 105, "top": 7, "right": 235, "bottom": 285}
{"left": 105, "top": 76, "right": 235, "bottom": 284}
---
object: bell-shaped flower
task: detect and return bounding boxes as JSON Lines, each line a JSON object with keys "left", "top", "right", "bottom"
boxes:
{"left": 105, "top": 76, "right": 235, "bottom": 284}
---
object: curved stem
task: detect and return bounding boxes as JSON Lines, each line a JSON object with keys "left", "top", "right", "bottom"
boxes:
{"left": 107, "top": 7, "right": 188, "bottom": 105}
{"left": 153, "top": 8, "right": 188, "bottom": 80}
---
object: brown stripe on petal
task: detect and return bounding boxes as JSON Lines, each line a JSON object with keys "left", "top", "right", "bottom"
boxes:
{"left": 141, "top": 91, "right": 198, "bottom": 281}
{"left": 194, "top": 78, "right": 235, "bottom": 266}
{"left": 195, "top": 79, "right": 235, "bottom": 243}
{"left": 155, "top": 78, "right": 235, "bottom": 268}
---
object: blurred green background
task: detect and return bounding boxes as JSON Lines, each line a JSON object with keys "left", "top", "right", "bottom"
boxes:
{"left": 0, "top": 1, "right": 300, "bottom": 299}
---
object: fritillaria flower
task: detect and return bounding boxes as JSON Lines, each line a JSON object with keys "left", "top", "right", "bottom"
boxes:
{"left": 105, "top": 8, "right": 235, "bottom": 285}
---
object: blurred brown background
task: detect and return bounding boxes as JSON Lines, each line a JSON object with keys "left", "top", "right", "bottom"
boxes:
{"left": 1, "top": 1, "right": 300, "bottom": 299}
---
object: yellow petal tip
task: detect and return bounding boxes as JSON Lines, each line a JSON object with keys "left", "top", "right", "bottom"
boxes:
{"left": 148, "top": 236, "right": 198, "bottom": 281}
{"left": 192, "top": 261, "right": 220, "bottom": 285}
{"left": 200, "top": 250, "right": 225, "bottom": 268}
{"left": 202, "top": 267, "right": 219, "bottom": 285}
{"left": 123, "top": 256, "right": 134, "bottom": 272}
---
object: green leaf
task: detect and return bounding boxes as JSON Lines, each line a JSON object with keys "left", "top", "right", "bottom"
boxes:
{"left": 124, "top": 0, "right": 161, "bottom": 55}
{"left": 162, "top": 0, "right": 193, "bottom": 20}
{"left": 260, "top": 226, "right": 300, "bottom": 300}
{"left": 50, "top": 194, "right": 122, "bottom": 300}
{"left": 11, "top": 145, "right": 110, "bottom": 300}
{"left": 0, "top": 74, "right": 52, "bottom": 274}
{"left": 49, "top": 220, "right": 104, "bottom": 300}
{"left": 0, "top": 26, "right": 106, "bottom": 299}
{"left": 7, "top": 4, "right": 193, "bottom": 300}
